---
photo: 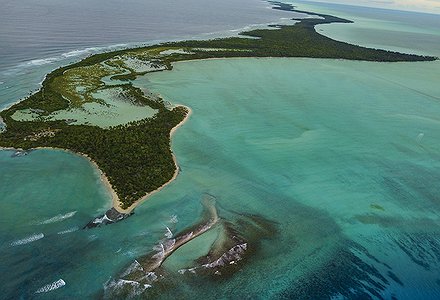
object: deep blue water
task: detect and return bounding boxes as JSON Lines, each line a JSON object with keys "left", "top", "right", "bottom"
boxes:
{"left": 0, "top": 0, "right": 294, "bottom": 110}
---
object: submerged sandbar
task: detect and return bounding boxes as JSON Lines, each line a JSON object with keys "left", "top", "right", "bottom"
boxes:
{"left": 0, "top": 1, "right": 436, "bottom": 213}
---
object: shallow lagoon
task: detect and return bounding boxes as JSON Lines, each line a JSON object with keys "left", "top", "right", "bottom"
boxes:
{"left": 11, "top": 87, "right": 158, "bottom": 128}
{"left": 134, "top": 57, "right": 440, "bottom": 298}
{"left": 1, "top": 2, "right": 440, "bottom": 299}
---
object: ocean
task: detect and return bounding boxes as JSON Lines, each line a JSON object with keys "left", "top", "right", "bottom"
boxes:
{"left": 1, "top": 0, "right": 440, "bottom": 298}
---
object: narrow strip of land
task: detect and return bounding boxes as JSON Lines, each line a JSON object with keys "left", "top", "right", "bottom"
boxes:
{"left": 0, "top": 1, "right": 436, "bottom": 212}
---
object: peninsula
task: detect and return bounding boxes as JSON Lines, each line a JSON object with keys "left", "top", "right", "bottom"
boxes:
{"left": 0, "top": 2, "right": 436, "bottom": 213}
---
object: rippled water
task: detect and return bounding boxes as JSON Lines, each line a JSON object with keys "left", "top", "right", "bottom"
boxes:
{"left": 1, "top": 1, "right": 440, "bottom": 299}
{"left": 0, "top": 0, "right": 293, "bottom": 110}
{"left": 138, "top": 56, "right": 440, "bottom": 299}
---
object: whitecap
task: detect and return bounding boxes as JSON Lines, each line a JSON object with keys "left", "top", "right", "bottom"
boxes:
{"left": 120, "top": 260, "right": 144, "bottom": 277}
{"left": 57, "top": 227, "right": 79, "bottom": 235}
{"left": 169, "top": 214, "right": 178, "bottom": 224}
{"left": 61, "top": 47, "right": 100, "bottom": 58}
{"left": 11, "top": 233, "right": 44, "bottom": 246}
{"left": 5, "top": 43, "right": 131, "bottom": 75}
{"left": 105, "top": 279, "right": 151, "bottom": 297}
{"left": 164, "top": 226, "right": 173, "bottom": 239}
{"left": 35, "top": 279, "right": 66, "bottom": 294}
{"left": 151, "top": 243, "right": 165, "bottom": 259}
{"left": 38, "top": 211, "right": 77, "bottom": 225}
{"left": 88, "top": 234, "right": 98, "bottom": 241}
{"left": 19, "top": 57, "right": 59, "bottom": 68}
{"left": 178, "top": 267, "right": 197, "bottom": 275}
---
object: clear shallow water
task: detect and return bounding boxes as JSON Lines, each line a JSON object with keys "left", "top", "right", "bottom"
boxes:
{"left": 137, "top": 57, "right": 440, "bottom": 299}
{"left": 0, "top": 0, "right": 294, "bottom": 110}
{"left": 1, "top": 1, "right": 440, "bottom": 299}
{"left": 291, "top": 0, "right": 440, "bottom": 57}
{"left": 0, "top": 0, "right": 293, "bottom": 70}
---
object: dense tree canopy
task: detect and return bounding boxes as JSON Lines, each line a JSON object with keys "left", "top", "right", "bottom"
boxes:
{"left": 0, "top": 3, "right": 435, "bottom": 208}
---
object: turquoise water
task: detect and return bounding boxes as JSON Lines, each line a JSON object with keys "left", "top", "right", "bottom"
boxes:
{"left": 1, "top": 2, "right": 440, "bottom": 299}
{"left": 291, "top": 0, "right": 440, "bottom": 57}
{"left": 134, "top": 57, "right": 440, "bottom": 298}
{"left": 0, "top": 0, "right": 294, "bottom": 111}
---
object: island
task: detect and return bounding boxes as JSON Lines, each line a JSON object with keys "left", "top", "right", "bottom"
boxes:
{"left": 0, "top": 1, "right": 436, "bottom": 216}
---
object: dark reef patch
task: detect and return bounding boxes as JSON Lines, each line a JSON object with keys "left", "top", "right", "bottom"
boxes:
{"left": 0, "top": 0, "right": 435, "bottom": 212}
{"left": 101, "top": 195, "right": 278, "bottom": 298}
{"left": 278, "top": 241, "right": 389, "bottom": 300}
{"left": 84, "top": 208, "right": 134, "bottom": 229}
{"left": 393, "top": 233, "right": 440, "bottom": 271}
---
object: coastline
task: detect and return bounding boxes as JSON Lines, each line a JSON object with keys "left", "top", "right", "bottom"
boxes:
{"left": 1, "top": 1, "right": 436, "bottom": 220}
{"left": 0, "top": 105, "right": 192, "bottom": 214}
{"left": 111, "top": 105, "right": 192, "bottom": 213}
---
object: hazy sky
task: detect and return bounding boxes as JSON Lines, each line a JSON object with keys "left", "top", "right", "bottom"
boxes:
{"left": 309, "top": 0, "right": 440, "bottom": 14}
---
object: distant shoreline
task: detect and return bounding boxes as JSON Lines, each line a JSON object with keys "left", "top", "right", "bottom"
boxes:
{"left": 1, "top": 0, "right": 436, "bottom": 215}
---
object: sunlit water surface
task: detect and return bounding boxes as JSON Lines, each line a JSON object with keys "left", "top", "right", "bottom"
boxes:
{"left": 1, "top": 1, "right": 440, "bottom": 299}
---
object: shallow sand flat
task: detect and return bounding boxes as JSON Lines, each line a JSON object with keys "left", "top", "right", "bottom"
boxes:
{"left": 11, "top": 87, "right": 158, "bottom": 128}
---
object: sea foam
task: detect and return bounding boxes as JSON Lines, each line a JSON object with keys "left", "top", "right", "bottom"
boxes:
{"left": 7, "top": 43, "right": 130, "bottom": 75}
{"left": 57, "top": 227, "right": 79, "bottom": 235}
{"left": 38, "top": 211, "right": 77, "bottom": 225}
{"left": 35, "top": 279, "right": 66, "bottom": 294}
{"left": 11, "top": 233, "right": 44, "bottom": 246}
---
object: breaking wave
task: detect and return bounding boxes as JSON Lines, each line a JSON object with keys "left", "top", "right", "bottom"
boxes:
{"left": 57, "top": 227, "right": 79, "bottom": 235}
{"left": 120, "top": 260, "right": 144, "bottom": 277}
{"left": 165, "top": 226, "right": 173, "bottom": 239}
{"left": 169, "top": 215, "right": 178, "bottom": 224}
{"left": 104, "top": 279, "right": 152, "bottom": 298}
{"left": 35, "top": 279, "right": 66, "bottom": 294}
{"left": 11, "top": 233, "right": 44, "bottom": 246}
{"left": 5, "top": 43, "right": 130, "bottom": 75}
{"left": 38, "top": 211, "right": 77, "bottom": 225}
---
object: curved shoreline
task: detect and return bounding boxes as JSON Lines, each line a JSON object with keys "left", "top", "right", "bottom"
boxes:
{"left": 1, "top": 1, "right": 436, "bottom": 219}
{"left": 0, "top": 106, "right": 192, "bottom": 214}
{"left": 111, "top": 105, "right": 192, "bottom": 213}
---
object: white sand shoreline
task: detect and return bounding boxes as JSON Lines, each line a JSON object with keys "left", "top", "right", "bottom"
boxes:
{"left": 112, "top": 105, "right": 192, "bottom": 213}
{"left": 0, "top": 105, "right": 192, "bottom": 214}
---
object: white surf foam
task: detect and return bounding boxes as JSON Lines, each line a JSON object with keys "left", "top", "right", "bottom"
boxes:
{"left": 120, "top": 260, "right": 144, "bottom": 277}
{"left": 61, "top": 47, "right": 100, "bottom": 58}
{"left": 57, "top": 227, "right": 79, "bottom": 235}
{"left": 38, "top": 211, "right": 77, "bottom": 225}
{"left": 19, "top": 57, "right": 59, "bottom": 67}
{"left": 35, "top": 279, "right": 66, "bottom": 294}
{"left": 11, "top": 233, "right": 44, "bottom": 246}
{"left": 169, "top": 214, "right": 178, "bottom": 224}
{"left": 165, "top": 226, "right": 173, "bottom": 239}
{"left": 105, "top": 279, "right": 151, "bottom": 297}
{"left": 6, "top": 43, "right": 131, "bottom": 75}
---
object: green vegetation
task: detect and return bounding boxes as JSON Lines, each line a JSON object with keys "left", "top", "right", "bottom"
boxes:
{"left": 0, "top": 3, "right": 436, "bottom": 209}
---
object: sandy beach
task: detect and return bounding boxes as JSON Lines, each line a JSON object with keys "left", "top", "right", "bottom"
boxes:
{"left": 0, "top": 105, "right": 192, "bottom": 214}
{"left": 111, "top": 105, "right": 192, "bottom": 213}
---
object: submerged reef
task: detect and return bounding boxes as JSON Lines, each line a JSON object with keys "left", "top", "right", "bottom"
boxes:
{"left": 101, "top": 192, "right": 405, "bottom": 299}
{"left": 84, "top": 208, "right": 134, "bottom": 228}
{"left": 0, "top": 1, "right": 435, "bottom": 212}
{"left": 102, "top": 194, "right": 278, "bottom": 298}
